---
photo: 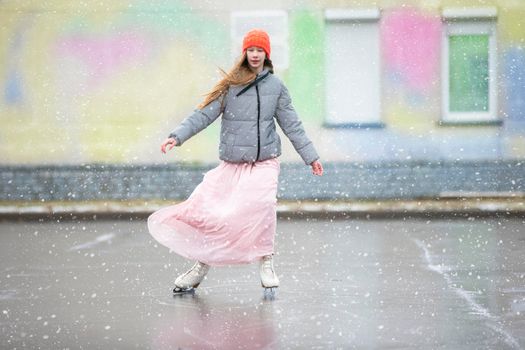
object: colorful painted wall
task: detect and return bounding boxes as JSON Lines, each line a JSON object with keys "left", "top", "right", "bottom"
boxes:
{"left": 1, "top": 0, "right": 524, "bottom": 165}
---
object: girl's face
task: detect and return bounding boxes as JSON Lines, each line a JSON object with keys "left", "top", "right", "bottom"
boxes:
{"left": 246, "top": 46, "right": 266, "bottom": 72}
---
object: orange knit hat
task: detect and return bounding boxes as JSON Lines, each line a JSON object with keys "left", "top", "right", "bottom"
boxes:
{"left": 242, "top": 29, "right": 271, "bottom": 59}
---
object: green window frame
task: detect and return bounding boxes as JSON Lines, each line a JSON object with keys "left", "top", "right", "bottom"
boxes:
{"left": 441, "top": 8, "right": 498, "bottom": 125}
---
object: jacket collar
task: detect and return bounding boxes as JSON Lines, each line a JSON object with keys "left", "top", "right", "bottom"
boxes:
{"left": 257, "top": 68, "right": 271, "bottom": 77}
{"left": 236, "top": 69, "right": 272, "bottom": 97}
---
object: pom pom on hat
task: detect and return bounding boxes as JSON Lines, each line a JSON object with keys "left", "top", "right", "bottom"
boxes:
{"left": 242, "top": 29, "right": 271, "bottom": 59}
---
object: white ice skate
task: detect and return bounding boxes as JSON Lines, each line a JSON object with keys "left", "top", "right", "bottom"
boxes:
{"left": 173, "top": 261, "right": 210, "bottom": 294}
{"left": 260, "top": 255, "right": 279, "bottom": 299}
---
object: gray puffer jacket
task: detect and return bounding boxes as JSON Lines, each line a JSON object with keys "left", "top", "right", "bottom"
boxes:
{"left": 169, "top": 68, "right": 319, "bottom": 165}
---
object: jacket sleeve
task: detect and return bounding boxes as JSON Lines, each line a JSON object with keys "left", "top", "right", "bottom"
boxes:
{"left": 275, "top": 83, "right": 320, "bottom": 165}
{"left": 168, "top": 95, "right": 224, "bottom": 146}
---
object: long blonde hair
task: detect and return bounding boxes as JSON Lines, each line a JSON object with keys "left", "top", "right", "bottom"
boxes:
{"left": 198, "top": 52, "right": 274, "bottom": 109}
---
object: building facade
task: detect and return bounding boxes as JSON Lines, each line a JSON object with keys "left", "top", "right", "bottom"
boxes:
{"left": 1, "top": 0, "right": 524, "bottom": 166}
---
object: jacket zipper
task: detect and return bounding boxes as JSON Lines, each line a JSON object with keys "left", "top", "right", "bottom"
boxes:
{"left": 255, "top": 84, "right": 261, "bottom": 161}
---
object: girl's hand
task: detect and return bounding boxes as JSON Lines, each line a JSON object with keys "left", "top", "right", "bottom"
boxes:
{"left": 311, "top": 160, "right": 323, "bottom": 176}
{"left": 161, "top": 137, "right": 177, "bottom": 154}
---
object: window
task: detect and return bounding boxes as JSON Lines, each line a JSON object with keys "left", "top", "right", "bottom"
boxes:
{"left": 324, "top": 8, "right": 382, "bottom": 128}
{"left": 231, "top": 11, "right": 289, "bottom": 70}
{"left": 441, "top": 7, "right": 498, "bottom": 124}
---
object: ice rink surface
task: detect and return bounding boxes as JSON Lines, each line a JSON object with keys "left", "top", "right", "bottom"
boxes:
{"left": 1, "top": 216, "right": 524, "bottom": 349}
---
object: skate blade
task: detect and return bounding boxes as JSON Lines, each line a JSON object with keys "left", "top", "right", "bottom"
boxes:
{"left": 172, "top": 282, "right": 200, "bottom": 295}
{"left": 172, "top": 287, "right": 196, "bottom": 295}
{"left": 263, "top": 287, "right": 277, "bottom": 300}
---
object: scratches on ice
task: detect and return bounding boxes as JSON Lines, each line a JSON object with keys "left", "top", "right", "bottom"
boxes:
{"left": 68, "top": 233, "right": 117, "bottom": 251}
{"left": 0, "top": 289, "right": 18, "bottom": 300}
{"left": 414, "top": 239, "right": 521, "bottom": 350}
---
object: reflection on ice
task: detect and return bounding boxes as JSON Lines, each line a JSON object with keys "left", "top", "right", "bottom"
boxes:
{"left": 146, "top": 285, "right": 278, "bottom": 349}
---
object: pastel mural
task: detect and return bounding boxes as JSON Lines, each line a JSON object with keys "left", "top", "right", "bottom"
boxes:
{"left": 380, "top": 7, "right": 442, "bottom": 134}
{"left": 382, "top": 8, "right": 441, "bottom": 93}
{"left": 504, "top": 48, "right": 525, "bottom": 121}
{"left": 1, "top": 0, "right": 524, "bottom": 165}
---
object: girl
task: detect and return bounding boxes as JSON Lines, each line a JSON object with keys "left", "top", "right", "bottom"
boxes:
{"left": 148, "top": 29, "right": 323, "bottom": 295}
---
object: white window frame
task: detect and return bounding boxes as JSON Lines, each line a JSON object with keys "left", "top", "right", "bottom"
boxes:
{"left": 441, "top": 7, "right": 498, "bottom": 124}
{"left": 324, "top": 8, "right": 382, "bottom": 128}
{"left": 230, "top": 11, "right": 289, "bottom": 70}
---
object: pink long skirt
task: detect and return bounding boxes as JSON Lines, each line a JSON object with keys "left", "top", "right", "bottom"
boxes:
{"left": 147, "top": 157, "right": 280, "bottom": 266}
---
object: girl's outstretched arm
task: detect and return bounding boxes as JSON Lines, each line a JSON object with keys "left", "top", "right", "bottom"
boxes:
{"left": 275, "top": 82, "right": 320, "bottom": 166}
{"left": 168, "top": 95, "right": 225, "bottom": 147}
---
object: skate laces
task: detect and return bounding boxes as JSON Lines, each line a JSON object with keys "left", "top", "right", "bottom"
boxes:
{"left": 261, "top": 256, "right": 274, "bottom": 273}
{"left": 197, "top": 262, "right": 208, "bottom": 273}
{"left": 189, "top": 262, "right": 208, "bottom": 277}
